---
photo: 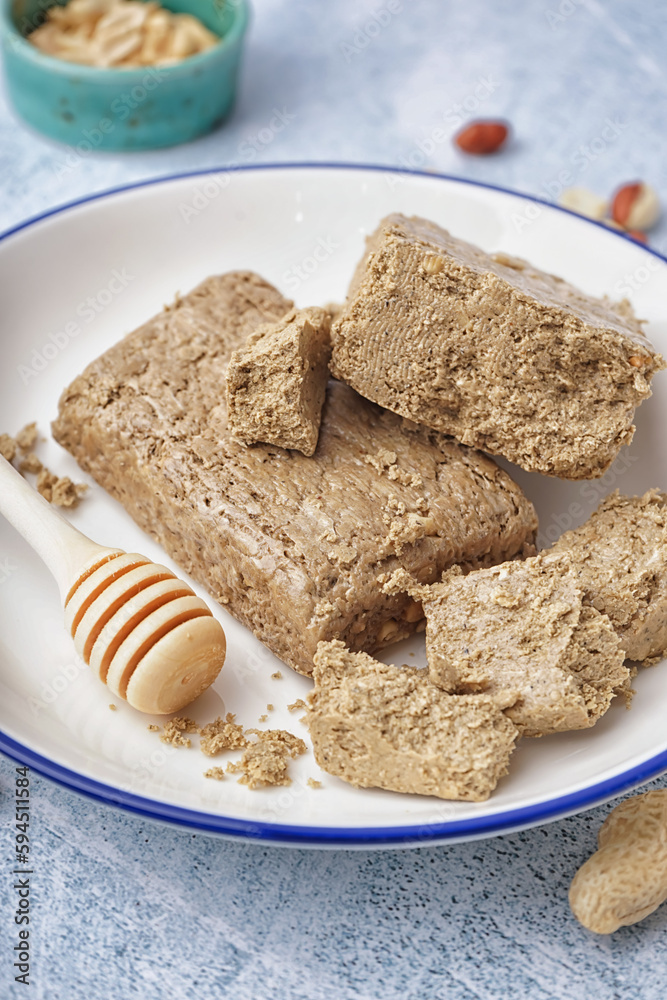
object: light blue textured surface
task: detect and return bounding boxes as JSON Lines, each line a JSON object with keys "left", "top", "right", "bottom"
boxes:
{"left": 2, "top": 1, "right": 667, "bottom": 997}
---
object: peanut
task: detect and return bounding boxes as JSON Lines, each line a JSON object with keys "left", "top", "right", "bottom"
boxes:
{"left": 28, "top": 0, "right": 217, "bottom": 67}
{"left": 559, "top": 187, "right": 607, "bottom": 221}
{"left": 569, "top": 789, "right": 667, "bottom": 933}
{"left": 454, "top": 120, "right": 509, "bottom": 155}
{"left": 422, "top": 255, "right": 444, "bottom": 275}
{"left": 377, "top": 619, "right": 400, "bottom": 642}
{"left": 402, "top": 599, "right": 424, "bottom": 623}
{"left": 411, "top": 514, "right": 437, "bottom": 536}
{"left": 611, "top": 182, "right": 661, "bottom": 231}
{"left": 138, "top": 8, "right": 170, "bottom": 62}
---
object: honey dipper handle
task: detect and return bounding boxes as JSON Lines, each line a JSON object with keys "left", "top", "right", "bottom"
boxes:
{"left": 0, "top": 456, "right": 109, "bottom": 597}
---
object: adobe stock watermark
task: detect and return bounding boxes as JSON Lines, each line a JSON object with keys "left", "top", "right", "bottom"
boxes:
{"left": 259, "top": 771, "right": 313, "bottom": 823}
{"left": 12, "top": 765, "right": 33, "bottom": 986}
{"left": 27, "top": 657, "right": 87, "bottom": 716}
{"left": 339, "top": 0, "right": 403, "bottom": 62}
{"left": 386, "top": 75, "right": 500, "bottom": 186}
{"left": 545, "top": 0, "right": 585, "bottom": 30}
{"left": 231, "top": 644, "right": 281, "bottom": 683}
{"left": 282, "top": 235, "right": 340, "bottom": 293}
{"left": 51, "top": 67, "right": 167, "bottom": 179}
{"left": 0, "top": 555, "right": 19, "bottom": 585}
{"left": 17, "top": 267, "right": 134, "bottom": 385}
{"left": 511, "top": 116, "right": 628, "bottom": 233}
{"left": 178, "top": 107, "right": 296, "bottom": 223}
{"left": 125, "top": 741, "right": 180, "bottom": 791}
{"left": 612, "top": 253, "right": 662, "bottom": 298}
{"left": 4, "top": 0, "right": 51, "bottom": 48}
{"left": 538, "top": 452, "right": 639, "bottom": 548}
{"left": 237, "top": 107, "right": 296, "bottom": 162}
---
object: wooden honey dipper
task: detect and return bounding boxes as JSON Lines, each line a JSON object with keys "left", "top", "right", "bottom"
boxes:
{"left": 0, "top": 456, "right": 226, "bottom": 714}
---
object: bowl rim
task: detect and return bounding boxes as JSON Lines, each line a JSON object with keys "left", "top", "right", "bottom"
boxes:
{"left": 0, "top": 0, "right": 249, "bottom": 79}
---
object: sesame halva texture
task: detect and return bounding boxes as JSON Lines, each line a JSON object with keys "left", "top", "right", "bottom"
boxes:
{"left": 226, "top": 307, "right": 332, "bottom": 456}
{"left": 52, "top": 271, "right": 537, "bottom": 675}
{"left": 386, "top": 551, "right": 629, "bottom": 738}
{"left": 307, "top": 640, "right": 518, "bottom": 801}
{"left": 551, "top": 490, "right": 667, "bottom": 663}
{"left": 330, "top": 213, "right": 664, "bottom": 480}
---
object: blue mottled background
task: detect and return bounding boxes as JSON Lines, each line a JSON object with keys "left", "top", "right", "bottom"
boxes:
{"left": 2, "top": 1, "right": 667, "bottom": 997}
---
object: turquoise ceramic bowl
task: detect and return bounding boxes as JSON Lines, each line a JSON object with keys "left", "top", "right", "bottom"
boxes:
{"left": 0, "top": 0, "right": 249, "bottom": 149}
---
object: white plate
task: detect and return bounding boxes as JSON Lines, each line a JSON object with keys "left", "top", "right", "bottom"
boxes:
{"left": 1, "top": 164, "right": 666, "bottom": 848}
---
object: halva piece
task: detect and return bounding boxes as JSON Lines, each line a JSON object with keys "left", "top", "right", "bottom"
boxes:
{"left": 552, "top": 490, "right": 667, "bottom": 663}
{"left": 53, "top": 271, "right": 537, "bottom": 675}
{"left": 330, "top": 213, "right": 664, "bottom": 479}
{"left": 386, "top": 551, "right": 629, "bottom": 738}
{"left": 226, "top": 307, "right": 332, "bottom": 457}
{"left": 307, "top": 640, "right": 519, "bottom": 801}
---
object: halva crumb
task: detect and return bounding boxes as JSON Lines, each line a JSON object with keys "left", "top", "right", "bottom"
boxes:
{"left": 203, "top": 767, "right": 226, "bottom": 781}
{"left": 230, "top": 730, "right": 307, "bottom": 790}
{"left": 199, "top": 713, "right": 249, "bottom": 757}
{"left": 145, "top": 711, "right": 307, "bottom": 792}
{"left": 0, "top": 433, "right": 16, "bottom": 463}
{"left": 160, "top": 716, "right": 198, "bottom": 747}
{"left": 18, "top": 453, "right": 43, "bottom": 475}
{"left": 1, "top": 422, "right": 87, "bottom": 508}
{"left": 50, "top": 476, "right": 88, "bottom": 508}
{"left": 15, "top": 422, "right": 38, "bottom": 452}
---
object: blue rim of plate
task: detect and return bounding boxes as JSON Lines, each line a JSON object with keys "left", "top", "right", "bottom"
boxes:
{"left": 1, "top": 162, "right": 666, "bottom": 847}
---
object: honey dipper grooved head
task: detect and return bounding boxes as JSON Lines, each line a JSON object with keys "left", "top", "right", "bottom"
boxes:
{"left": 65, "top": 551, "right": 226, "bottom": 714}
